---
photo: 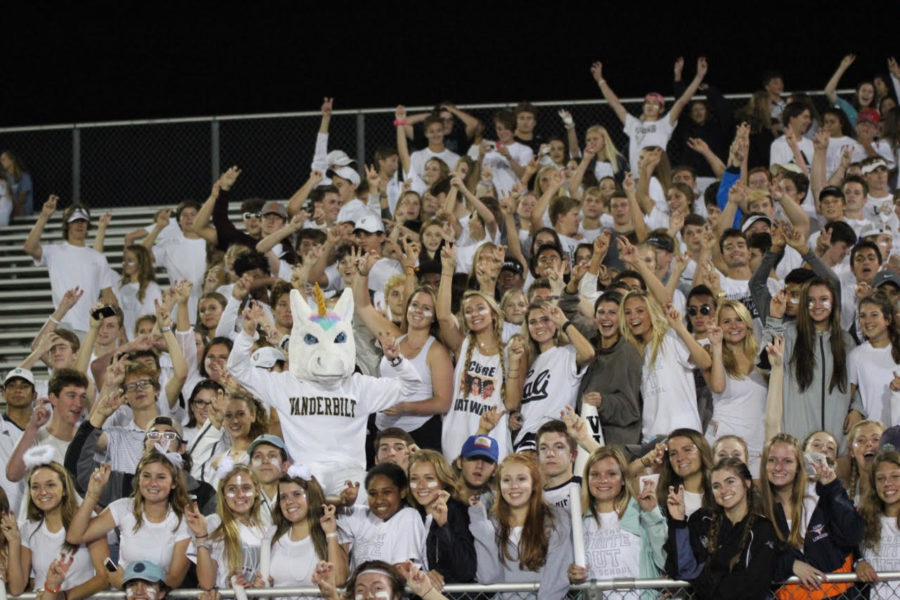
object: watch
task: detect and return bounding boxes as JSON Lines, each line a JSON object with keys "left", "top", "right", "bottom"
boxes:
{"left": 390, "top": 356, "right": 402, "bottom": 367}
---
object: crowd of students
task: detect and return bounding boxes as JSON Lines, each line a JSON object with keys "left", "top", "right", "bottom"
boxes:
{"left": 2, "top": 54, "right": 900, "bottom": 600}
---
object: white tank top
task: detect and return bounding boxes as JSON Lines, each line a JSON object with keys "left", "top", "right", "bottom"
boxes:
{"left": 377, "top": 335, "right": 437, "bottom": 432}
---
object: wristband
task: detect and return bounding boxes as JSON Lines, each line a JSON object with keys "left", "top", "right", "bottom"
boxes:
{"left": 390, "top": 356, "right": 402, "bottom": 367}
{"left": 48, "top": 316, "right": 60, "bottom": 324}
{"left": 44, "top": 585, "right": 61, "bottom": 594}
{"left": 393, "top": 119, "right": 408, "bottom": 126}
{"left": 562, "top": 321, "right": 574, "bottom": 333}
{"left": 160, "top": 326, "right": 172, "bottom": 333}
{"left": 326, "top": 532, "right": 339, "bottom": 539}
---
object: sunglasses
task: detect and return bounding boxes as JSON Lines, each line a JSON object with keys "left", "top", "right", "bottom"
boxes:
{"left": 687, "top": 304, "right": 713, "bottom": 317}
{"left": 146, "top": 430, "right": 180, "bottom": 442}
{"left": 242, "top": 212, "right": 261, "bottom": 220}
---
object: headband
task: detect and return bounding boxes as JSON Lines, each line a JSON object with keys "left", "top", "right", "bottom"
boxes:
{"left": 153, "top": 443, "right": 184, "bottom": 470}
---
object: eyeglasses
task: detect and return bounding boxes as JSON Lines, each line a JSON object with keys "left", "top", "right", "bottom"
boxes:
{"left": 192, "top": 399, "right": 212, "bottom": 408}
{"left": 146, "top": 430, "right": 180, "bottom": 442}
{"left": 687, "top": 304, "right": 713, "bottom": 317}
{"left": 242, "top": 212, "right": 261, "bottom": 221}
{"left": 124, "top": 379, "right": 153, "bottom": 392}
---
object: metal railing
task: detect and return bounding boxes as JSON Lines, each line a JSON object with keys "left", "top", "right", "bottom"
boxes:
{"left": 4, "top": 572, "right": 898, "bottom": 600}
{"left": 0, "top": 90, "right": 846, "bottom": 213}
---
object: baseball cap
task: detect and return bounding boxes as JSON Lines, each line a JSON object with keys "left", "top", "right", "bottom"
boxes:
{"left": 858, "top": 108, "right": 881, "bottom": 125}
{"left": 146, "top": 416, "right": 183, "bottom": 439}
{"left": 353, "top": 214, "right": 385, "bottom": 234}
{"left": 873, "top": 270, "right": 900, "bottom": 291}
{"left": 501, "top": 259, "right": 524, "bottom": 276}
{"left": 260, "top": 201, "right": 287, "bottom": 219}
{"left": 645, "top": 233, "right": 675, "bottom": 253}
{"left": 66, "top": 207, "right": 91, "bottom": 223}
{"left": 861, "top": 158, "right": 889, "bottom": 175}
{"left": 326, "top": 150, "right": 355, "bottom": 168}
{"left": 858, "top": 222, "right": 893, "bottom": 238}
{"left": 740, "top": 214, "right": 773, "bottom": 233}
{"left": 123, "top": 560, "right": 166, "bottom": 585}
{"left": 769, "top": 163, "right": 803, "bottom": 176}
{"left": 326, "top": 166, "right": 361, "bottom": 185}
{"left": 248, "top": 434, "right": 288, "bottom": 459}
{"left": 251, "top": 346, "right": 286, "bottom": 369}
{"left": 880, "top": 426, "right": 900, "bottom": 451}
{"left": 3, "top": 367, "right": 35, "bottom": 387}
{"left": 461, "top": 435, "right": 499, "bottom": 462}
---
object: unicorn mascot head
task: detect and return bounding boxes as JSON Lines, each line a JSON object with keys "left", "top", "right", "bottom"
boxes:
{"left": 288, "top": 284, "right": 356, "bottom": 382}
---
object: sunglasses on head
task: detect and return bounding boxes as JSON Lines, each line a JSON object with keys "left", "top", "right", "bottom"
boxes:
{"left": 687, "top": 304, "right": 713, "bottom": 317}
{"left": 242, "top": 212, "right": 261, "bottom": 220}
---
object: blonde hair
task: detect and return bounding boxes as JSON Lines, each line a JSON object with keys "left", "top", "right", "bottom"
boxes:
{"left": 407, "top": 449, "right": 465, "bottom": 506}
{"left": 716, "top": 300, "right": 759, "bottom": 378}
{"left": 131, "top": 450, "right": 189, "bottom": 533}
{"left": 461, "top": 290, "right": 507, "bottom": 402}
{"left": 585, "top": 125, "right": 622, "bottom": 174}
{"left": 759, "top": 434, "right": 808, "bottom": 549}
{"left": 582, "top": 447, "right": 632, "bottom": 524}
{"left": 618, "top": 290, "right": 669, "bottom": 367}
{"left": 213, "top": 465, "right": 263, "bottom": 578}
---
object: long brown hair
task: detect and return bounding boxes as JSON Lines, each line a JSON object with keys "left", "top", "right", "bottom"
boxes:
{"left": 121, "top": 244, "right": 157, "bottom": 303}
{"left": 26, "top": 462, "right": 80, "bottom": 554}
{"left": 705, "top": 458, "right": 760, "bottom": 573}
{"left": 460, "top": 290, "right": 507, "bottom": 401}
{"left": 493, "top": 454, "right": 553, "bottom": 571}
{"left": 131, "top": 451, "right": 189, "bottom": 533}
{"left": 791, "top": 278, "right": 847, "bottom": 393}
{"left": 270, "top": 474, "right": 329, "bottom": 561}
{"left": 844, "top": 420, "right": 886, "bottom": 499}
{"left": 859, "top": 290, "right": 900, "bottom": 363}
{"left": 759, "top": 434, "right": 808, "bottom": 549}
{"left": 860, "top": 449, "right": 900, "bottom": 551}
{"left": 656, "top": 429, "right": 714, "bottom": 511}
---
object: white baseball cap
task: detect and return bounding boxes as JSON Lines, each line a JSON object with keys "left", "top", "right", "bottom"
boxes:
{"left": 4, "top": 367, "right": 35, "bottom": 387}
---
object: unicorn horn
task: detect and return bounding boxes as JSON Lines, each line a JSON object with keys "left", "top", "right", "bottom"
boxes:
{"left": 314, "top": 282, "right": 327, "bottom": 317}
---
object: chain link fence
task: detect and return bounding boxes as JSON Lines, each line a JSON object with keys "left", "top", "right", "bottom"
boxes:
{"left": 0, "top": 91, "right": 843, "bottom": 214}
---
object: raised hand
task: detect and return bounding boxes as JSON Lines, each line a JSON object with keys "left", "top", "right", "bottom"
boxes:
{"left": 813, "top": 129, "right": 831, "bottom": 152}
{"left": 319, "top": 504, "right": 337, "bottom": 534}
{"left": 637, "top": 477, "right": 658, "bottom": 512}
{"left": 558, "top": 109, "right": 574, "bottom": 129}
{"left": 839, "top": 54, "right": 856, "bottom": 70}
{"left": 769, "top": 288, "right": 787, "bottom": 319}
{"left": 312, "top": 562, "right": 339, "bottom": 600}
{"left": 378, "top": 330, "right": 400, "bottom": 361}
{"left": 686, "top": 137, "right": 710, "bottom": 154}
{"left": 154, "top": 209, "right": 171, "bottom": 229}
{"left": 766, "top": 334, "right": 785, "bottom": 367}
{"left": 58, "top": 286, "right": 84, "bottom": 314}
{"left": 439, "top": 241, "right": 456, "bottom": 273}
{"left": 219, "top": 166, "right": 242, "bottom": 190}
{"left": 86, "top": 463, "right": 112, "bottom": 500}
{"left": 29, "top": 398, "right": 52, "bottom": 431}
{"left": 339, "top": 480, "right": 360, "bottom": 506}
{"left": 590, "top": 61, "right": 604, "bottom": 84}
{"left": 706, "top": 324, "right": 723, "bottom": 347}
{"left": 478, "top": 405, "right": 507, "bottom": 434}
{"left": 395, "top": 104, "right": 407, "bottom": 121}
{"left": 664, "top": 303, "right": 683, "bottom": 327}
{"left": 321, "top": 97, "right": 334, "bottom": 116}
{"left": 667, "top": 484, "right": 686, "bottom": 521}
{"left": 0, "top": 511, "right": 20, "bottom": 544}
{"left": 431, "top": 490, "right": 450, "bottom": 527}
{"left": 673, "top": 56, "right": 684, "bottom": 79}
{"left": 696, "top": 56, "right": 708, "bottom": 79}
{"left": 41, "top": 194, "right": 60, "bottom": 219}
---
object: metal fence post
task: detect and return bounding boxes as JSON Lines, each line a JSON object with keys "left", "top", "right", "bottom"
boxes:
{"left": 72, "top": 126, "right": 80, "bottom": 204}
{"left": 356, "top": 111, "right": 365, "bottom": 168}
{"left": 211, "top": 120, "right": 220, "bottom": 183}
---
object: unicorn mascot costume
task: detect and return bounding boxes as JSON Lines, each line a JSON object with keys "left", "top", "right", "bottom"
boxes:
{"left": 226, "top": 285, "right": 421, "bottom": 498}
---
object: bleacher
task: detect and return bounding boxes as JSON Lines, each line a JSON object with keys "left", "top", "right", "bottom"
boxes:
{"left": 0, "top": 204, "right": 248, "bottom": 380}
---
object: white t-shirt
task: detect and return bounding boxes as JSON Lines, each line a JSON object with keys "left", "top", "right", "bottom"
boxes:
{"left": 705, "top": 371, "right": 767, "bottom": 474}
{"left": 266, "top": 529, "right": 318, "bottom": 590}
{"left": 481, "top": 143, "right": 534, "bottom": 196}
{"left": 227, "top": 331, "right": 417, "bottom": 471}
{"left": 21, "top": 519, "right": 96, "bottom": 591}
{"left": 592, "top": 161, "right": 615, "bottom": 183}
{"left": 583, "top": 511, "right": 641, "bottom": 584}
{"left": 36, "top": 242, "right": 118, "bottom": 332}
{"left": 516, "top": 345, "right": 586, "bottom": 450}
{"left": 337, "top": 505, "right": 427, "bottom": 571}
{"left": 848, "top": 342, "right": 898, "bottom": 425}
{"left": 624, "top": 114, "right": 676, "bottom": 173}
{"left": 410, "top": 147, "right": 460, "bottom": 179}
{"left": 862, "top": 517, "right": 900, "bottom": 600}
{"left": 825, "top": 137, "right": 863, "bottom": 179}
{"left": 543, "top": 477, "right": 581, "bottom": 510}
{"left": 640, "top": 329, "right": 701, "bottom": 441}
{"left": 151, "top": 227, "right": 206, "bottom": 325}
{"left": 769, "top": 135, "right": 814, "bottom": 167}
{"left": 684, "top": 490, "right": 703, "bottom": 518}
{"left": 114, "top": 281, "right": 164, "bottom": 340}
{"left": 190, "top": 513, "right": 266, "bottom": 589}
{"left": 33, "top": 427, "right": 72, "bottom": 465}
{"left": 442, "top": 338, "right": 510, "bottom": 461}
{"left": 0, "top": 416, "right": 25, "bottom": 514}
{"left": 107, "top": 497, "right": 191, "bottom": 570}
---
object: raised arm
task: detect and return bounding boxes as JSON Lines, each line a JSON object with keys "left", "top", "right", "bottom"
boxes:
{"left": 157, "top": 292, "right": 187, "bottom": 408}
{"left": 764, "top": 333, "right": 785, "bottom": 441}
{"left": 351, "top": 249, "right": 401, "bottom": 339}
{"left": 287, "top": 170, "right": 324, "bottom": 218}
{"left": 559, "top": 109, "right": 581, "bottom": 158}
{"left": 395, "top": 105, "right": 412, "bottom": 176}
{"left": 636, "top": 151, "right": 660, "bottom": 215}
{"left": 92, "top": 212, "right": 111, "bottom": 253}
{"left": 685, "top": 137, "right": 726, "bottom": 178}
{"left": 590, "top": 61, "right": 628, "bottom": 124}
{"left": 667, "top": 305, "right": 712, "bottom": 370}
{"left": 443, "top": 102, "right": 481, "bottom": 139}
{"left": 824, "top": 54, "right": 856, "bottom": 105}
{"left": 702, "top": 326, "right": 726, "bottom": 393}
{"left": 23, "top": 194, "right": 57, "bottom": 260}
{"left": 66, "top": 463, "right": 116, "bottom": 545}
{"left": 454, "top": 174, "right": 498, "bottom": 239}
{"left": 668, "top": 57, "right": 708, "bottom": 125}
{"left": 141, "top": 209, "right": 171, "bottom": 250}
{"left": 436, "top": 243, "right": 464, "bottom": 354}
{"left": 567, "top": 144, "right": 596, "bottom": 200}
{"left": 530, "top": 170, "right": 564, "bottom": 233}
{"left": 623, "top": 172, "right": 650, "bottom": 241}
